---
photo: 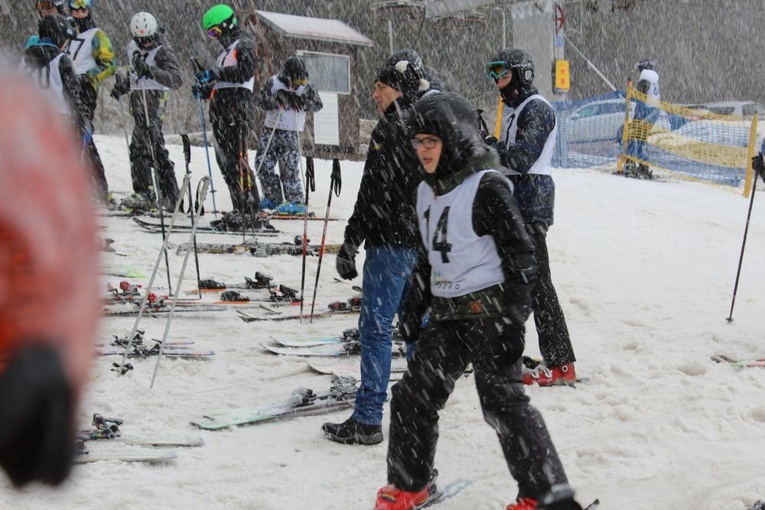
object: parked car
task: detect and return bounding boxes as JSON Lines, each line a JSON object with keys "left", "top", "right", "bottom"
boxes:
{"left": 561, "top": 99, "right": 671, "bottom": 144}
{"left": 685, "top": 101, "right": 765, "bottom": 119}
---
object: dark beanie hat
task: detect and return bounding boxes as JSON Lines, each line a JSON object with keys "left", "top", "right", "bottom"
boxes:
{"left": 375, "top": 59, "right": 428, "bottom": 102}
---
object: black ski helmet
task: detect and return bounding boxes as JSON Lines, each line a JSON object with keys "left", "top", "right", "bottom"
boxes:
{"left": 493, "top": 48, "right": 535, "bottom": 87}
{"left": 282, "top": 57, "right": 308, "bottom": 81}
{"left": 386, "top": 49, "right": 423, "bottom": 73}
{"left": 38, "top": 13, "right": 75, "bottom": 48}
{"left": 636, "top": 59, "right": 657, "bottom": 72}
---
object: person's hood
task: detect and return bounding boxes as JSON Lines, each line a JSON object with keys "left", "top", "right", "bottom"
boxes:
{"left": 73, "top": 14, "right": 96, "bottom": 33}
{"left": 408, "top": 92, "right": 489, "bottom": 182}
{"left": 500, "top": 82, "right": 538, "bottom": 108}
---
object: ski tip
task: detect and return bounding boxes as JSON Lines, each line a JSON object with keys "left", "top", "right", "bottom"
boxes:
{"left": 583, "top": 498, "right": 600, "bottom": 510}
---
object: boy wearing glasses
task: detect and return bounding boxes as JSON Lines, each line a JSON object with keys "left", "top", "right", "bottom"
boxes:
{"left": 110, "top": 11, "right": 183, "bottom": 211}
{"left": 255, "top": 56, "right": 323, "bottom": 214}
{"left": 485, "top": 48, "right": 577, "bottom": 387}
{"left": 66, "top": 0, "right": 115, "bottom": 205}
{"left": 195, "top": 4, "right": 261, "bottom": 227}
{"left": 375, "top": 91, "right": 582, "bottom": 510}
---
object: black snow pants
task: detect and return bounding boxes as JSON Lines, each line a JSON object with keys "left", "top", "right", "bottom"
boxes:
{"left": 79, "top": 82, "right": 109, "bottom": 203}
{"left": 129, "top": 90, "right": 180, "bottom": 206}
{"left": 386, "top": 318, "right": 568, "bottom": 500}
{"left": 210, "top": 88, "right": 260, "bottom": 213}
{"left": 528, "top": 222, "right": 576, "bottom": 366}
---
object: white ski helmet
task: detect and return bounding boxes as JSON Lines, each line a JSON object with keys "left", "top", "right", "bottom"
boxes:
{"left": 130, "top": 11, "right": 157, "bottom": 40}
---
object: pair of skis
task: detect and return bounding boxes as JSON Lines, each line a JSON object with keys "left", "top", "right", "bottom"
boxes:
{"left": 191, "top": 375, "right": 358, "bottom": 430}
{"left": 76, "top": 413, "right": 203, "bottom": 464}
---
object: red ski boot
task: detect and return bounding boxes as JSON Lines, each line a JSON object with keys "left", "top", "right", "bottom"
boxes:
{"left": 506, "top": 497, "right": 538, "bottom": 510}
{"left": 374, "top": 484, "right": 428, "bottom": 510}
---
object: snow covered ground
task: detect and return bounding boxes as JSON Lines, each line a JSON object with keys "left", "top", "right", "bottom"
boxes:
{"left": 2, "top": 134, "right": 765, "bottom": 509}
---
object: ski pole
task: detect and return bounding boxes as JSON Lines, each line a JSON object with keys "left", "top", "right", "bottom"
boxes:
{"left": 310, "top": 159, "right": 342, "bottom": 323}
{"left": 116, "top": 173, "right": 190, "bottom": 374}
{"left": 141, "top": 85, "right": 173, "bottom": 296}
{"left": 181, "top": 134, "right": 203, "bottom": 300}
{"left": 299, "top": 156, "right": 316, "bottom": 320}
{"left": 151, "top": 177, "right": 211, "bottom": 389}
{"left": 192, "top": 57, "right": 218, "bottom": 217}
{"left": 116, "top": 86, "right": 131, "bottom": 159}
{"left": 726, "top": 165, "right": 759, "bottom": 322}
{"left": 253, "top": 109, "right": 283, "bottom": 199}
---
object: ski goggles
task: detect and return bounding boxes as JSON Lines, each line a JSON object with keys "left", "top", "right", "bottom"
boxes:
{"left": 36, "top": 1, "right": 58, "bottom": 10}
{"left": 206, "top": 26, "right": 223, "bottom": 39}
{"left": 410, "top": 136, "right": 440, "bottom": 150}
{"left": 133, "top": 35, "right": 154, "bottom": 46}
{"left": 291, "top": 78, "right": 307, "bottom": 87}
{"left": 68, "top": 0, "right": 90, "bottom": 10}
{"left": 486, "top": 61, "right": 509, "bottom": 80}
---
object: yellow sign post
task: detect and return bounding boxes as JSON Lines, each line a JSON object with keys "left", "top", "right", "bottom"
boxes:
{"left": 554, "top": 59, "right": 570, "bottom": 93}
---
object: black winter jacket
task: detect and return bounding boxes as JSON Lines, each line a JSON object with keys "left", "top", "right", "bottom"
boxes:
{"left": 344, "top": 98, "right": 422, "bottom": 249}
{"left": 402, "top": 146, "right": 537, "bottom": 327}
{"left": 209, "top": 31, "right": 257, "bottom": 128}
{"left": 129, "top": 33, "right": 183, "bottom": 124}
{"left": 494, "top": 86, "right": 557, "bottom": 227}
{"left": 21, "top": 43, "right": 88, "bottom": 132}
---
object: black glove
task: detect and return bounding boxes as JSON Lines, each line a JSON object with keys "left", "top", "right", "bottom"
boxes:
{"left": 132, "top": 52, "right": 153, "bottom": 79}
{"left": 275, "top": 89, "right": 297, "bottom": 109}
{"left": 753, "top": 153, "right": 765, "bottom": 182}
{"left": 110, "top": 73, "right": 130, "bottom": 100}
{"left": 291, "top": 94, "right": 305, "bottom": 110}
{"left": 0, "top": 345, "right": 75, "bottom": 487}
{"left": 336, "top": 242, "right": 358, "bottom": 280}
{"left": 192, "top": 82, "right": 213, "bottom": 101}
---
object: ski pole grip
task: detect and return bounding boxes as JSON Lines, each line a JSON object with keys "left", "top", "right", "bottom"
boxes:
{"left": 331, "top": 158, "right": 342, "bottom": 196}
{"left": 191, "top": 57, "right": 204, "bottom": 74}
{"left": 181, "top": 134, "right": 191, "bottom": 166}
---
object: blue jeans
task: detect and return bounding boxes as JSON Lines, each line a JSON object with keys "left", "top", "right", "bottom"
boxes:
{"left": 351, "top": 245, "right": 418, "bottom": 426}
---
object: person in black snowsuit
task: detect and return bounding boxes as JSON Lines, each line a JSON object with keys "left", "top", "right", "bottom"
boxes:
{"left": 111, "top": 12, "right": 182, "bottom": 210}
{"left": 66, "top": 0, "right": 116, "bottom": 205}
{"left": 374, "top": 91, "right": 582, "bottom": 510}
{"left": 485, "top": 48, "right": 577, "bottom": 387}
{"left": 322, "top": 50, "right": 427, "bottom": 446}
{"left": 194, "top": 4, "right": 260, "bottom": 227}
{"left": 20, "top": 14, "right": 90, "bottom": 150}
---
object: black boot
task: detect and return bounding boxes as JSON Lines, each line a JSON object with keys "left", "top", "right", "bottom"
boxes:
{"left": 321, "top": 418, "right": 382, "bottom": 445}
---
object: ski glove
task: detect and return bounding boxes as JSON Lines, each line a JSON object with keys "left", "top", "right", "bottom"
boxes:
{"left": 192, "top": 83, "right": 213, "bottom": 101}
{"left": 336, "top": 242, "right": 358, "bottom": 280}
{"left": 275, "top": 89, "right": 298, "bottom": 110}
{"left": 0, "top": 345, "right": 76, "bottom": 487}
{"left": 753, "top": 153, "right": 765, "bottom": 182}
{"left": 194, "top": 69, "right": 217, "bottom": 85}
{"left": 132, "top": 52, "right": 153, "bottom": 79}
{"left": 110, "top": 74, "right": 130, "bottom": 100}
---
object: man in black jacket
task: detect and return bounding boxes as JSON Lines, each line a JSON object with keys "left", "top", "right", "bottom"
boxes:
{"left": 112, "top": 11, "right": 183, "bottom": 210}
{"left": 194, "top": 4, "right": 260, "bottom": 227}
{"left": 322, "top": 50, "right": 427, "bottom": 446}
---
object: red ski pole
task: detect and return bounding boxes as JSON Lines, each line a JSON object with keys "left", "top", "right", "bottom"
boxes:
{"left": 310, "top": 159, "right": 342, "bottom": 322}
